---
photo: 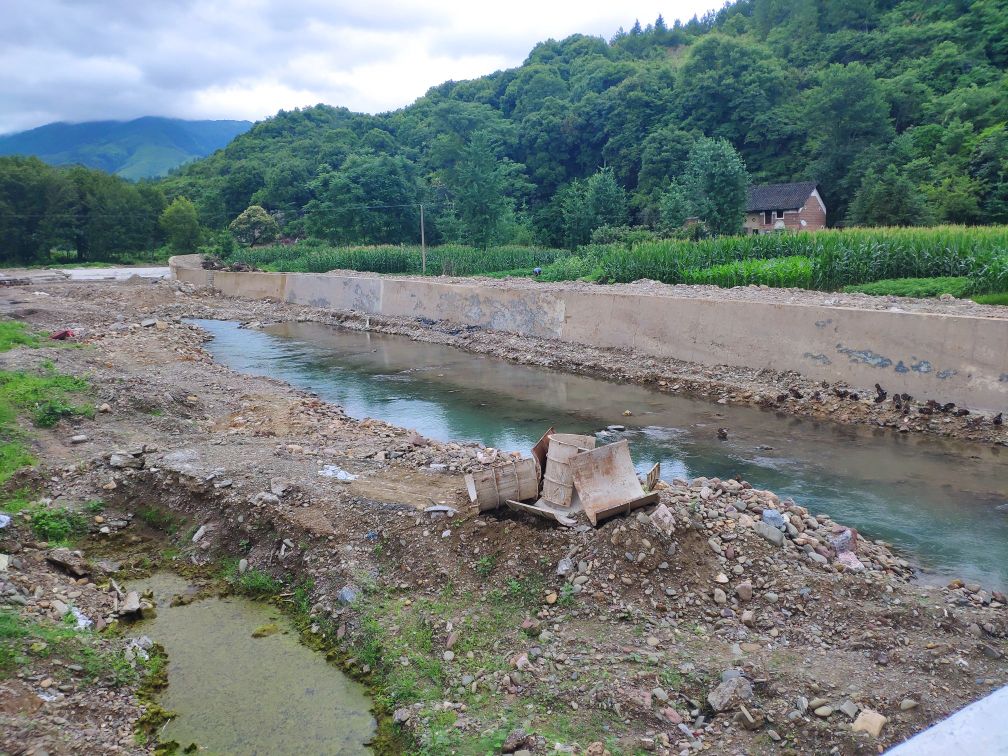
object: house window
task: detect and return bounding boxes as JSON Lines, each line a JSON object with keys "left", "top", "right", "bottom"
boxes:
{"left": 763, "top": 210, "right": 772, "bottom": 225}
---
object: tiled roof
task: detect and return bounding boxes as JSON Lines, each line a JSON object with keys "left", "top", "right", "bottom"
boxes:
{"left": 746, "top": 182, "right": 819, "bottom": 212}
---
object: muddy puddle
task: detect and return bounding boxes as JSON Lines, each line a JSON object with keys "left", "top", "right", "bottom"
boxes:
{"left": 192, "top": 319, "right": 1008, "bottom": 589}
{"left": 128, "top": 572, "right": 375, "bottom": 755}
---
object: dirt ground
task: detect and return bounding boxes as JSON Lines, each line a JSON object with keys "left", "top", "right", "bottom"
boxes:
{"left": 0, "top": 278, "right": 1005, "bottom": 755}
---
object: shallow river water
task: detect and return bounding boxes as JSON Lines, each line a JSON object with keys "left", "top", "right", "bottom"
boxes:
{"left": 193, "top": 319, "right": 1008, "bottom": 590}
{"left": 129, "top": 572, "right": 375, "bottom": 755}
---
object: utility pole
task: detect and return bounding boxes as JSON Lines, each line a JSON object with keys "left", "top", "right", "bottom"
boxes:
{"left": 420, "top": 203, "right": 426, "bottom": 275}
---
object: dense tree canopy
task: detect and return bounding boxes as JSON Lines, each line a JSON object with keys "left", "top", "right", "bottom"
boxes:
{"left": 0, "top": 156, "right": 165, "bottom": 263}
{"left": 4, "top": 0, "right": 1008, "bottom": 262}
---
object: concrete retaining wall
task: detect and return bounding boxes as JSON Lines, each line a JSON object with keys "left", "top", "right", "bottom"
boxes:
{"left": 171, "top": 255, "right": 1008, "bottom": 412}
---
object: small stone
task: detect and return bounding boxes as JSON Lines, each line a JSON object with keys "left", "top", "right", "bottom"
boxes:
{"left": 443, "top": 650, "right": 455, "bottom": 662}
{"left": 109, "top": 452, "right": 143, "bottom": 469}
{"left": 736, "top": 581, "right": 753, "bottom": 602}
{"left": 715, "top": 573, "right": 729, "bottom": 584}
{"left": 545, "top": 592, "right": 557, "bottom": 605}
{"left": 814, "top": 706, "right": 833, "bottom": 718}
{"left": 661, "top": 706, "right": 683, "bottom": 725}
{"left": 852, "top": 709, "right": 888, "bottom": 737}
{"left": 808, "top": 697, "right": 828, "bottom": 709}
{"left": 900, "top": 698, "right": 919, "bottom": 711}
{"left": 707, "top": 676, "right": 753, "bottom": 712}
{"left": 839, "top": 700, "right": 859, "bottom": 718}
{"left": 713, "top": 588, "right": 727, "bottom": 605}
{"left": 753, "top": 520, "right": 784, "bottom": 546}
{"left": 761, "top": 509, "right": 787, "bottom": 530}
{"left": 238, "top": 558, "right": 249, "bottom": 574}
{"left": 556, "top": 558, "right": 574, "bottom": 577}
{"left": 98, "top": 403, "right": 111, "bottom": 413}
{"left": 69, "top": 434, "right": 89, "bottom": 444}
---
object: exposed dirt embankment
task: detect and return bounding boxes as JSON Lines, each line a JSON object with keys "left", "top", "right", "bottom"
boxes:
{"left": 0, "top": 279, "right": 1006, "bottom": 755}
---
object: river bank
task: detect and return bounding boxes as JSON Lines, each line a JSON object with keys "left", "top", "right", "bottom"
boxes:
{"left": 1, "top": 278, "right": 1006, "bottom": 755}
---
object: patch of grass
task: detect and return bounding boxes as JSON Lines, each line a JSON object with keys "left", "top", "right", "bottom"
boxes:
{"left": 29, "top": 506, "right": 89, "bottom": 542}
{"left": 0, "top": 368, "right": 92, "bottom": 426}
{"left": 0, "top": 609, "right": 142, "bottom": 686}
{"left": 557, "top": 582, "right": 577, "bottom": 607}
{"left": 0, "top": 320, "right": 40, "bottom": 352}
{"left": 234, "top": 568, "right": 283, "bottom": 596}
{"left": 137, "top": 506, "right": 182, "bottom": 534}
{"left": 85, "top": 499, "right": 105, "bottom": 514}
{"left": 474, "top": 553, "right": 498, "bottom": 578}
{"left": 0, "top": 487, "right": 36, "bottom": 514}
{"left": 502, "top": 574, "right": 545, "bottom": 608}
{"left": 842, "top": 275, "right": 975, "bottom": 298}
{"left": 0, "top": 365, "right": 92, "bottom": 481}
{"left": 972, "top": 292, "right": 1008, "bottom": 305}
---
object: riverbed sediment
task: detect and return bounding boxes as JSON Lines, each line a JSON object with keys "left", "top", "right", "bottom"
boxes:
{"left": 1, "top": 278, "right": 1006, "bottom": 755}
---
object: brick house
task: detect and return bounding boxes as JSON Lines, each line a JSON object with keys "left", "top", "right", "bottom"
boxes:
{"left": 743, "top": 182, "right": 826, "bottom": 234}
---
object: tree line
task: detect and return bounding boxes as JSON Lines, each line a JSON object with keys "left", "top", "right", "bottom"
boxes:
{"left": 3, "top": 0, "right": 1008, "bottom": 263}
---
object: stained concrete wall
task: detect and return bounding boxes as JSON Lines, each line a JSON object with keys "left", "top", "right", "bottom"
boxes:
{"left": 171, "top": 255, "right": 1008, "bottom": 412}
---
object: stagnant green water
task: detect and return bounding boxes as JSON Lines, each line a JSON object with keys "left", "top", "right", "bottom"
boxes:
{"left": 193, "top": 319, "right": 1008, "bottom": 590}
{"left": 129, "top": 572, "right": 375, "bottom": 754}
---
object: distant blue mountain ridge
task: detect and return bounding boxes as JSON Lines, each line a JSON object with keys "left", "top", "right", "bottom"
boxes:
{"left": 0, "top": 116, "right": 253, "bottom": 180}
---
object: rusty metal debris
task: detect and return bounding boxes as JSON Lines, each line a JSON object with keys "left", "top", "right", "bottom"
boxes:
{"left": 465, "top": 426, "right": 660, "bottom": 528}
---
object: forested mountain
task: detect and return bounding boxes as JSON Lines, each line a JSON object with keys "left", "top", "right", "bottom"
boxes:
{"left": 0, "top": 117, "right": 252, "bottom": 180}
{"left": 158, "top": 0, "right": 1008, "bottom": 247}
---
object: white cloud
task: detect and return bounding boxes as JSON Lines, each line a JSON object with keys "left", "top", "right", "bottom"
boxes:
{"left": 0, "top": 0, "right": 723, "bottom": 133}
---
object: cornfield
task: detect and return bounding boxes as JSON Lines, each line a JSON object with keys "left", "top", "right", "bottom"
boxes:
{"left": 225, "top": 243, "right": 570, "bottom": 277}
{"left": 224, "top": 226, "right": 1008, "bottom": 294}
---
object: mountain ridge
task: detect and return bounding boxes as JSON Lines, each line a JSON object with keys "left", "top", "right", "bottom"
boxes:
{"left": 0, "top": 116, "right": 253, "bottom": 180}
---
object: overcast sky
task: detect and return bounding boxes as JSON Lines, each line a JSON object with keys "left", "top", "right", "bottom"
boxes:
{"left": 0, "top": 1, "right": 724, "bottom": 134}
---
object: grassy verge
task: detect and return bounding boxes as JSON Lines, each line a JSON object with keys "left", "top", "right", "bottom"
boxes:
{"left": 842, "top": 276, "right": 975, "bottom": 298}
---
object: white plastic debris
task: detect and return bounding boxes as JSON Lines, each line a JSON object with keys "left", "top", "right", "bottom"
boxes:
{"left": 70, "top": 606, "right": 93, "bottom": 631}
{"left": 0, "top": 514, "right": 10, "bottom": 528}
{"left": 318, "top": 465, "right": 357, "bottom": 482}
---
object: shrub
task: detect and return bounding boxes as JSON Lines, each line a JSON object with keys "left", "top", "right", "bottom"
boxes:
{"left": 842, "top": 276, "right": 975, "bottom": 298}
{"left": 30, "top": 507, "right": 88, "bottom": 542}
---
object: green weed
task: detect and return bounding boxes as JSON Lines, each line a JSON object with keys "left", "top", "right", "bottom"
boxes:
{"left": 29, "top": 507, "right": 89, "bottom": 542}
{"left": 234, "top": 568, "right": 283, "bottom": 596}
{"left": 474, "top": 554, "right": 498, "bottom": 578}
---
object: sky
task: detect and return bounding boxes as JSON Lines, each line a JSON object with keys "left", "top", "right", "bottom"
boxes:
{"left": 0, "top": 0, "right": 723, "bottom": 135}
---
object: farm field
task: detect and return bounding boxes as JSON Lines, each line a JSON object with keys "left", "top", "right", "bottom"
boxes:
{"left": 220, "top": 225, "right": 1008, "bottom": 300}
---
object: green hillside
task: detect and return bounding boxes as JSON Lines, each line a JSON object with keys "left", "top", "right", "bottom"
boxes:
{"left": 159, "top": 0, "right": 1008, "bottom": 245}
{"left": 0, "top": 117, "right": 252, "bottom": 179}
